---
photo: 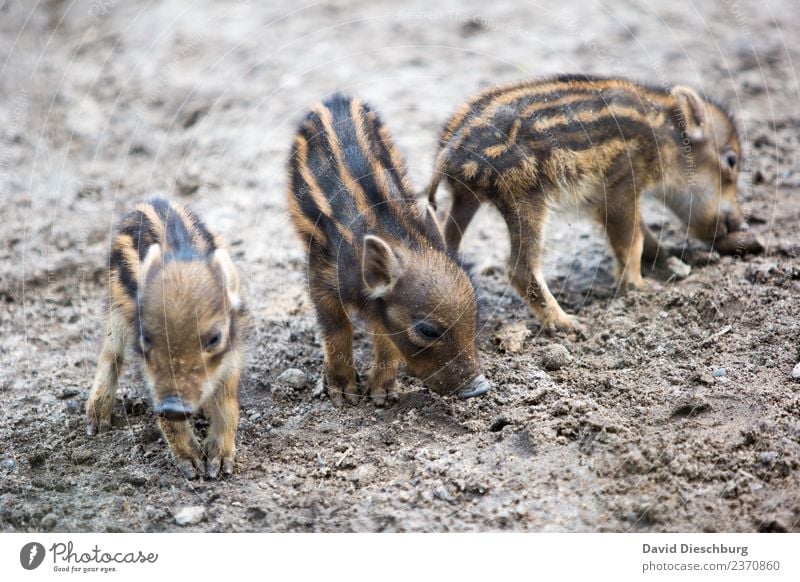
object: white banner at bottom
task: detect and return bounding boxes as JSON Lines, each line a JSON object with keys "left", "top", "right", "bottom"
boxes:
{"left": 1, "top": 533, "right": 797, "bottom": 581}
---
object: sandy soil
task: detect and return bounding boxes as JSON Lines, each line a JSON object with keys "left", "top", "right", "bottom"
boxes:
{"left": 1, "top": 0, "right": 799, "bottom": 532}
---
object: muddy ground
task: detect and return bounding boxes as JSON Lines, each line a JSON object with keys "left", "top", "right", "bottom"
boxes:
{"left": 1, "top": 0, "right": 799, "bottom": 532}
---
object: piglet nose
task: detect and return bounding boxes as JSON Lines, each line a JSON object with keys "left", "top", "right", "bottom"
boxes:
{"left": 155, "top": 396, "right": 193, "bottom": 421}
{"left": 457, "top": 375, "right": 491, "bottom": 400}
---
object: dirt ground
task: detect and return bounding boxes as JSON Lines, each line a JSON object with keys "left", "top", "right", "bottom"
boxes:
{"left": 1, "top": 0, "right": 799, "bottom": 533}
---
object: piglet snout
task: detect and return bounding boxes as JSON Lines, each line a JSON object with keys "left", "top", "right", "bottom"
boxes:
{"left": 155, "top": 396, "right": 193, "bottom": 421}
{"left": 457, "top": 374, "right": 491, "bottom": 400}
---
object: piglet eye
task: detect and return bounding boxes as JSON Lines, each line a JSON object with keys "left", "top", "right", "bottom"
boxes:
{"left": 724, "top": 151, "right": 737, "bottom": 170}
{"left": 203, "top": 331, "right": 222, "bottom": 351}
{"left": 414, "top": 321, "right": 443, "bottom": 341}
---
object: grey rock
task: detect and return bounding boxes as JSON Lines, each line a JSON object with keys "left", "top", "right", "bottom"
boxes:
{"left": 174, "top": 506, "right": 206, "bottom": 526}
{"left": 41, "top": 513, "right": 58, "bottom": 530}
{"left": 541, "top": 344, "right": 573, "bottom": 371}
{"left": 713, "top": 367, "right": 727, "bottom": 378}
{"left": 791, "top": 362, "right": 800, "bottom": 381}
{"left": 277, "top": 368, "right": 308, "bottom": 390}
{"left": 312, "top": 377, "right": 325, "bottom": 398}
{"left": 347, "top": 463, "right": 377, "bottom": 483}
{"left": 433, "top": 483, "right": 455, "bottom": 502}
{"left": 123, "top": 472, "right": 148, "bottom": 487}
{"left": 759, "top": 451, "right": 777, "bottom": 465}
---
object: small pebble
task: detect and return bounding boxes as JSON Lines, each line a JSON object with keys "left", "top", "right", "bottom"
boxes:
{"left": 123, "top": 472, "right": 148, "bottom": 487}
{"left": 433, "top": 484, "right": 455, "bottom": 502}
{"left": 41, "top": 513, "right": 58, "bottom": 530}
{"left": 759, "top": 451, "right": 777, "bottom": 465}
{"left": 174, "top": 506, "right": 206, "bottom": 526}
{"left": 312, "top": 377, "right": 325, "bottom": 398}
{"left": 791, "top": 363, "right": 800, "bottom": 381}
{"left": 347, "top": 463, "right": 377, "bottom": 483}
{"left": 1, "top": 458, "right": 16, "bottom": 472}
{"left": 541, "top": 344, "right": 573, "bottom": 371}
{"left": 713, "top": 367, "right": 727, "bottom": 378}
{"left": 248, "top": 412, "right": 262, "bottom": 422}
{"left": 277, "top": 368, "right": 308, "bottom": 390}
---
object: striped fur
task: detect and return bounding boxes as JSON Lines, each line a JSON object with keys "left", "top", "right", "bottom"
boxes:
{"left": 427, "top": 74, "right": 744, "bottom": 331}
{"left": 87, "top": 199, "right": 246, "bottom": 480}
{"left": 287, "top": 94, "right": 489, "bottom": 406}
{"left": 108, "top": 199, "right": 221, "bottom": 324}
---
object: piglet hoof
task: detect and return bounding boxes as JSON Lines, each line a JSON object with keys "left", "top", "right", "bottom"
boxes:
{"left": 206, "top": 455, "right": 235, "bottom": 480}
{"left": 370, "top": 380, "right": 396, "bottom": 407}
{"left": 544, "top": 314, "right": 585, "bottom": 339}
{"left": 176, "top": 455, "right": 203, "bottom": 481}
{"left": 569, "top": 320, "right": 588, "bottom": 341}
{"left": 328, "top": 386, "right": 346, "bottom": 408}
{"left": 327, "top": 373, "right": 359, "bottom": 407}
{"left": 344, "top": 387, "right": 360, "bottom": 406}
{"left": 85, "top": 413, "right": 110, "bottom": 436}
{"left": 626, "top": 278, "right": 647, "bottom": 292}
{"left": 222, "top": 458, "right": 234, "bottom": 476}
{"left": 205, "top": 459, "right": 220, "bottom": 480}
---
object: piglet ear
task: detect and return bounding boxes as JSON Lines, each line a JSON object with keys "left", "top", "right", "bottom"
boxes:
{"left": 672, "top": 85, "right": 706, "bottom": 142}
{"left": 422, "top": 204, "right": 446, "bottom": 248}
{"left": 210, "top": 248, "right": 242, "bottom": 312}
{"left": 139, "top": 244, "right": 163, "bottom": 287}
{"left": 362, "top": 235, "right": 404, "bottom": 298}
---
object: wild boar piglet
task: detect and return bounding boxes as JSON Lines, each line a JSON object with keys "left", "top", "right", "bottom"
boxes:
{"left": 287, "top": 93, "right": 490, "bottom": 407}
{"left": 86, "top": 199, "right": 246, "bottom": 479}
{"left": 428, "top": 74, "right": 753, "bottom": 331}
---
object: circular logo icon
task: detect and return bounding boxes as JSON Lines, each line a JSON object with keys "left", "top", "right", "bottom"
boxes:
{"left": 20, "top": 542, "right": 46, "bottom": 570}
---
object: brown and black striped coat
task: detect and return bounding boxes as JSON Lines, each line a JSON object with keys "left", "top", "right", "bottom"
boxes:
{"left": 288, "top": 93, "right": 490, "bottom": 406}
{"left": 86, "top": 199, "right": 246, "bottom": 480}
{"left": 428, "top": 74, "right": 744, "bottom": 331}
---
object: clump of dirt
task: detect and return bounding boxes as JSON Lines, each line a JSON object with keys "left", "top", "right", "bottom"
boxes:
{"left": 1, "top": 0, "right": 798, "bottom": 532}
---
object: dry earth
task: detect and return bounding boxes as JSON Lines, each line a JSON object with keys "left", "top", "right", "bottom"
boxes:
{"left": 0, "top": 0, "right": 798, "bottom": 532}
